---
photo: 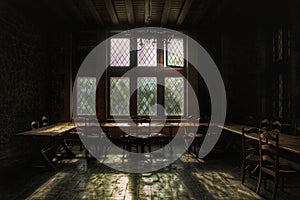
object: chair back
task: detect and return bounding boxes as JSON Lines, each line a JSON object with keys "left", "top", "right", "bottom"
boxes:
{"left": 242, "top": 128, "right": 260, "bottom": 162}
{"left": 271, "top": 120, "right": 282, "bottom": 133}
{"left": 41, "top": 116, "right": 49, "bottom": 127}
{"left": 260, "top": 118, "right": 270, "bottom": 133}
{"left": 259, "top": 133, "right": 279, "bottom": 176}
{"left": 31, "top": 121, "right": 40, "bottom": 129}
{"left": 185, "top": 116, "right": 196, "bottom": 133}
{"left": 131, "top": 117, "right": 151, "bottom": 137}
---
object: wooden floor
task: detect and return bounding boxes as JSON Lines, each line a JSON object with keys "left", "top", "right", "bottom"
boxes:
{"left": 0, "top": 148, "right": 299, "bottom": 200}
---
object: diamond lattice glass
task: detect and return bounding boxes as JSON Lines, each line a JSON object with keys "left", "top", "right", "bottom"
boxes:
{"left": 110, "top": 38, "right": 130, "bottom": 67}
{"left": 165, "top": 77, "right": 184, "bottom": 115}
{"left": 77, "top": 77, "right": 96, "bottom": 115}
{"left": 137, "top": 38, "right": 157, "bottom": 67}
{"left": 137, "top": 77, "right": 157, "bottom": 115}
{"left": 167, "top": 38, "right": 184, "bottom": 67}
{"left": 110, "top": 77, "right": 130, "bottom": 115}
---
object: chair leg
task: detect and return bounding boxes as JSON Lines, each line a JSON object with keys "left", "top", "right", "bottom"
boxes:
{"left": 272, "top": 176, "right": 278, "bottom": 200}
{"left": 122, "top": 139, "right": 126, "bottom": 150}
{"left": 280, "top": 176, "right": 284, "bottom": 192}
{"left": 264, "top": 178, "right": 267, "bottom": 190}
{"left": 128, "top": 140, "right": 131, "bottom": 152}
{"left": 241, "top": 167, "right": 246, "bottom": 184}
{"left": 141, "top": 143, "right": 144, "bottom": 153}
{"left": 256, "top": 170, "right": 262, "bottom": 194}
{"left": 148, "top": 141, "right": 151, "bottom": 152}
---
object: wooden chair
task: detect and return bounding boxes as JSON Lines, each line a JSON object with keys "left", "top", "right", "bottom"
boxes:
{"left": 183, "top": 116, "right": 196, "bottom": 153}
{"left": 256, "top": 133, "right": 297, "bottom": 200}
{"left": 83, "top": 117, "right": 103, "bottom": 159}
{"left": 149, "top": 117, "right": 170, "bottom": 148}
{"left": 128, "top": 117, "right": 152, "bottom": 153}
{"left": 271, "top": 120, "right": 282, "bottom": 133}
{"left": 241, "top": 127, "right": 260, "bottom": 184}
{"left": 65, "top": 117, "right": 86, "bottom": 152}
{"left": 260, "top": 118, "right": 270, "bottom": 133}
{"left": 120, "top": 127, "right": 130, "bottom": 151}
{"left": 188, "top": 117, "right": 207, "bottom": 155}
{"left": 41, "top": 116, "right": 49, "bottom": 127}
{"left": 118, "top": 118, "right": 131, "bottom": 151}
{"left": 31, "top": 121, "right": 40, "bottom": 129}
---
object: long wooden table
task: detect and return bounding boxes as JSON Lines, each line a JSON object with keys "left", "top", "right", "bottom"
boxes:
{"left": 76, "top": 122, "right": 207, "bottom": 153}
{"left": 100, "top": 122, "right": 208, "bottom": 137}
{"left": 220, "top": 123, "right": 300, "bottom": 155}
{"left": 17, "top": 122, "right": 75, "bottom": 137}
{"left": 16, "top": 122, "right": 76, "bottom": 169}
{"left": 220, "top": 123, "right": 300, "bottom": 171}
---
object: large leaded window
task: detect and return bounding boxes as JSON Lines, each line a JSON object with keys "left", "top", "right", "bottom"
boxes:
{"left": 110, "top": 38, "right": 130, "bottom": 67}
{"left": 108, "top": 35, "right": 186, "bottom": 118}
{"left": 167, "top": 38, "right": 184, "bottom": 67}
{"left": 137, "top": 38, "right": 157, "bottom": 67}
{"left": 110, "top": 77, "right": 130, "bottom": 116}
{"left": 137, "top": 77, "right": 157, "bottom": 115}
{"left": 77, "top": 77, "right": 96, "bottom": 115}
{"left": 165, "top": 77, "right": 184, "bottom": 115}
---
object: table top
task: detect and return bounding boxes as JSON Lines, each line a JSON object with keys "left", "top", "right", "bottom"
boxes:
{"left": 100, "top": 122, "right": 209, "bottom": 128}
{"left": 16, "top": 122, "right": 76, "bottom": 137}
{"left": 220, "top": 123, "right": 300, "bottom": 155}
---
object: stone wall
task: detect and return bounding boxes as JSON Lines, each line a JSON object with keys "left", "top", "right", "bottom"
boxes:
{"left": 0, "top": 1, "right": 68, "bottom": 168}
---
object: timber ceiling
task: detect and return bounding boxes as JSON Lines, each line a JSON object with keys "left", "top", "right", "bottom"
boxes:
{"left": 7, "top": 0, "right": 288, "bottom": 30}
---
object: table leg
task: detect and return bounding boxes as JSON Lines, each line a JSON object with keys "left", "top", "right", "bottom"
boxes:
{"left": 40, "top": 137, "right": 60, "bottom": 169}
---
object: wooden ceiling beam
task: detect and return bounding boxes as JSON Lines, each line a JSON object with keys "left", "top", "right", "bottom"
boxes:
{"left": 125, "top": 0, "right": 135, "bottom": 25}
{"left": 104, "top": 0, "right": 119, "bottom": 25}
{"left": 82, "top": 0, "right": 103, "bottom": 25}
{"left": 145, "top": 0, "right": 151, "bottom": 25}
{"left": 161, "top": 0, "right": 172, "bottom": 26}
{"left": 177, "top": 0, "right": 193, "bottom": 25}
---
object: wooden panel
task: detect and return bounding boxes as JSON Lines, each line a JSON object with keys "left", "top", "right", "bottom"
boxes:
{"left": 161, "top": 0, "right": 171, "bottom": 26}
{"left": 132, "top": 0, "right": 144, "bottom": 23}
{"left": 125, "top": 0, "right": 135, "bottom": 25}
{"left": 114, "top": 0, "right": 128, "bottom": 23}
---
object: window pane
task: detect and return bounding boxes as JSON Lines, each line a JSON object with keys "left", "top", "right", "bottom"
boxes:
{"left": 110, "top": 77, "right": 130, "bottom": 115}
{"left": 110, "top": 38, "right": 130, "bottom": 67}
{"left": 165, "top": 77, "right": 184, "bottom": 115}
{"left": 77, "top": 77, "right": 96, "bottom": 115}
{"left": 137, "top": 38, "right": 157, "bottom": 66}
{"left": 137, "top": 77, "right": 157, "bottom": 115}
{"left": 167, "top": 38, "right": 184, "bottom": 67}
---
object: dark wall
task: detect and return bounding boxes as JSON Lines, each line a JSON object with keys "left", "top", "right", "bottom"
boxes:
{"left": 217, "top": 0, "right": 300, "bottom": 131}
{"left": 221, "top": 28, "right": 268, "bottom": 125}
{"left": 0, "top": 1, "right": 70, "bottom": 167}
{"left": 288, "top": 0, "right": 300, "bottom": 128}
